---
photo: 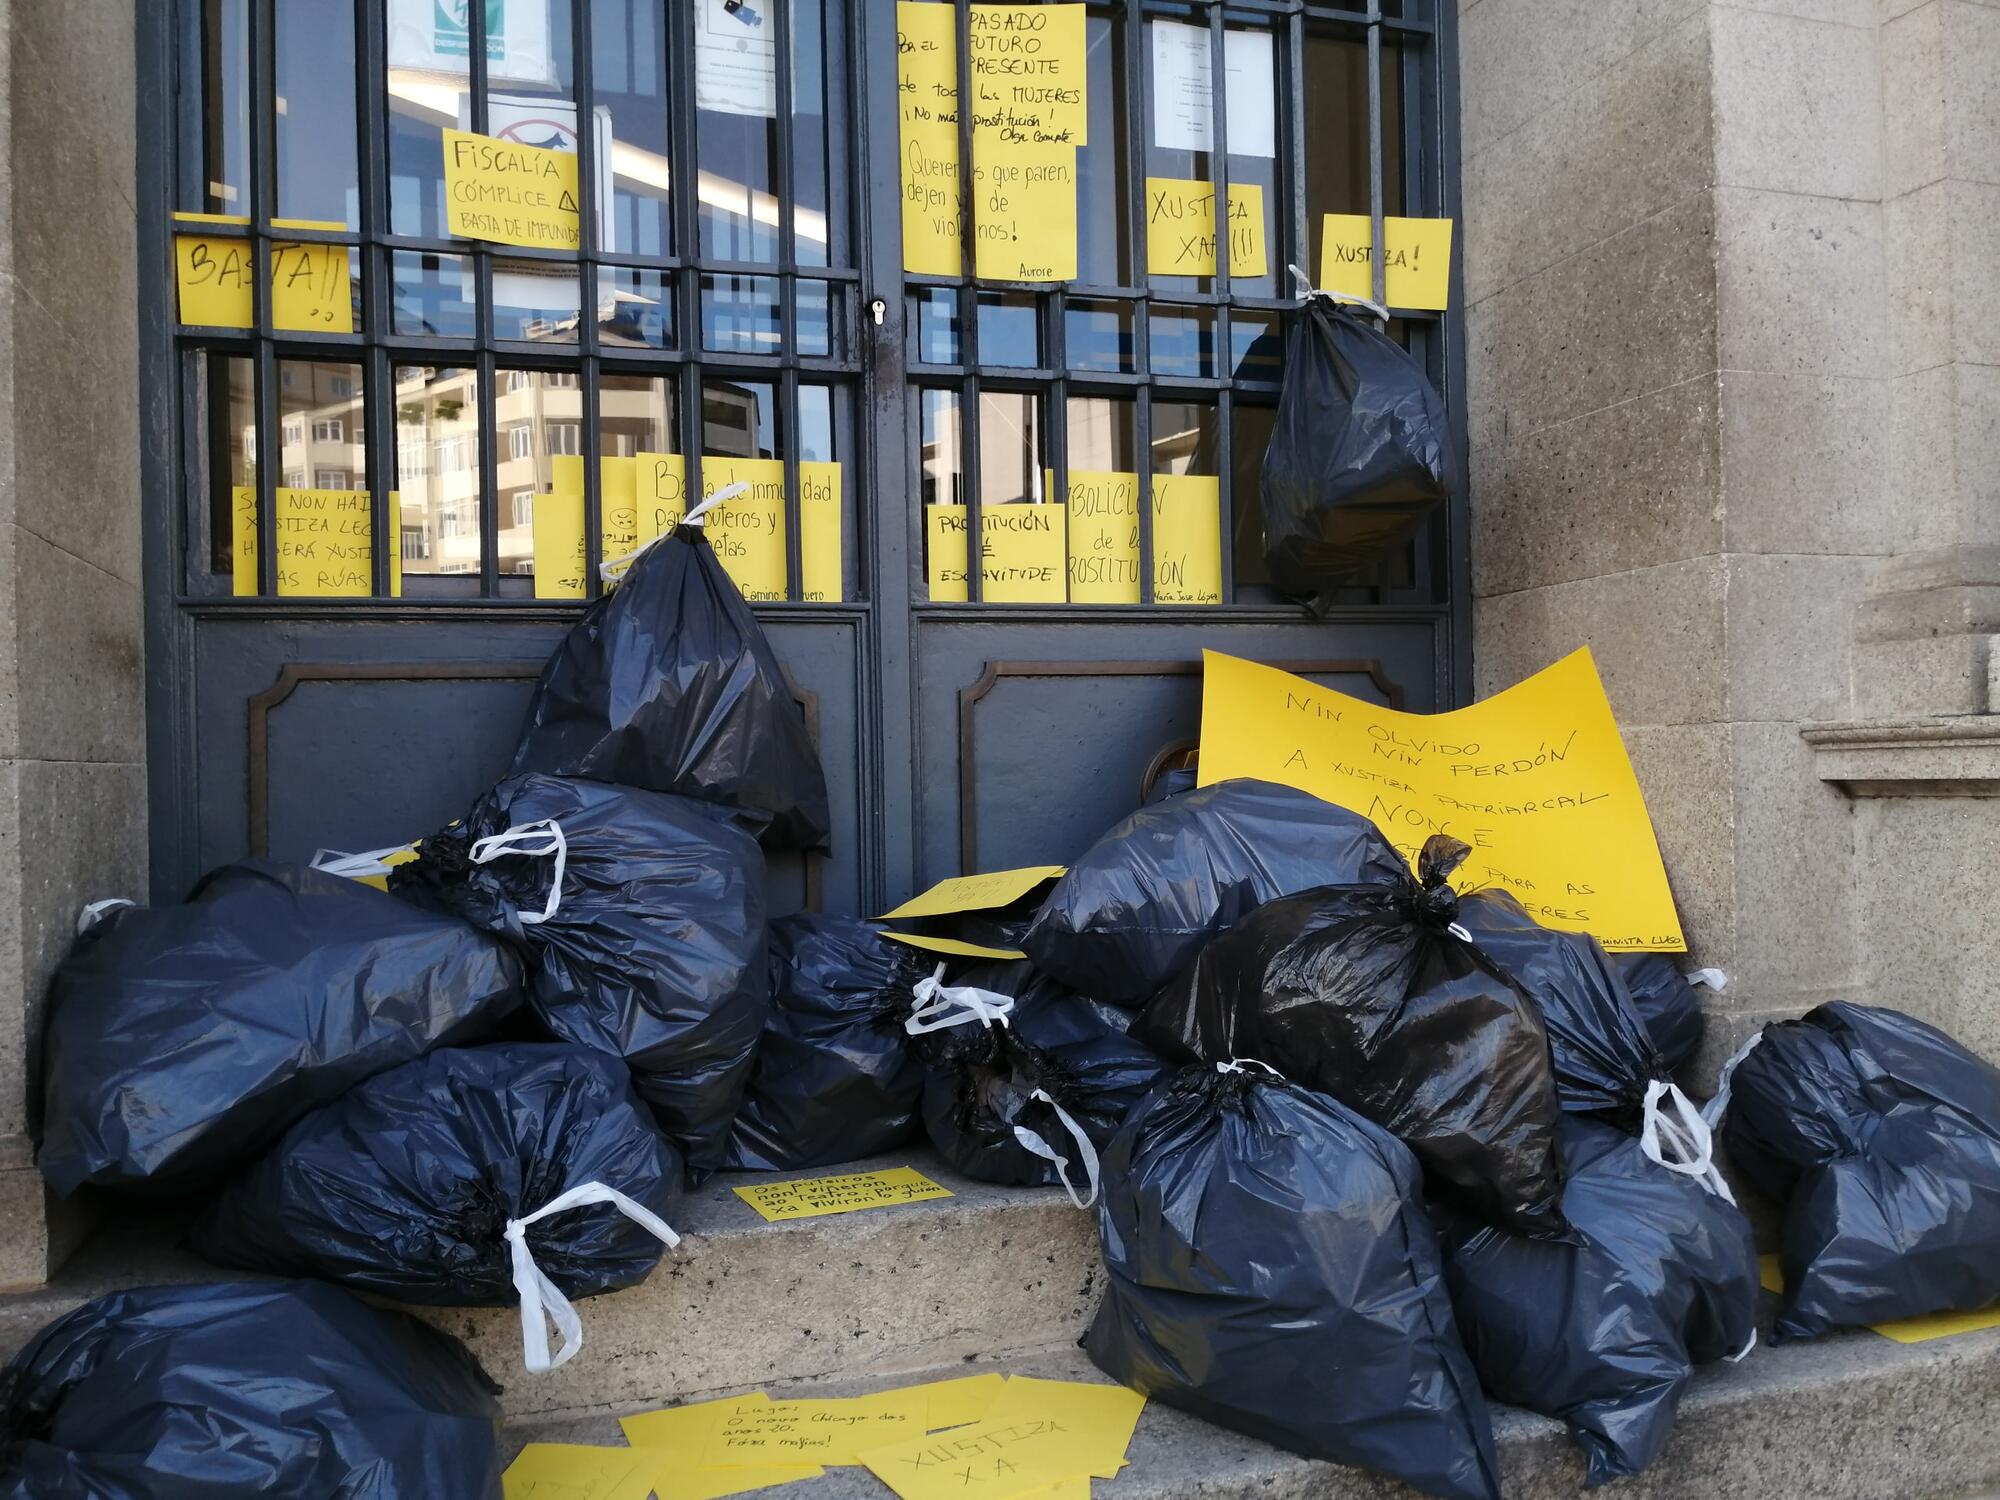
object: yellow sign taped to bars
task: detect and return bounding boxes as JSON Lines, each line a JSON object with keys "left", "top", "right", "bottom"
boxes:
{"left": 232, "top": 486, "right": 402, "bottom": 598}
{"left": 1065, "top": 470, "right": 1140, "bottom": 604}
{"left": 926, "top": 504, "right": 1067, "bottom": 602}
{"left": 173, "top": 214, "right": 354, "bottom": 332}
{"left": 442, "top": 128, "right": 582, "bottom": 250}
{"left": 534, "top": 455, "right": 648, "bottom": 598}
{"left": 733, "top": 1167, "right": 953, "bottom": 1223}
{"left": 632, "top": 453, "right": 844, "bottom": 603}
{"left": 1151, "top": 474, "right": 1224, "bottom": 604}
{"left": 1318, "top": 214, "right": 1453, "bottom": 310}
{"left": 968, "top": 4, "right": 1089, "bottom": 145}
{"left": 1198, "top": 648, "right": 1685, "bottom": 950}
{"left": 1145, "top": 179, "right": 1267, "bottom": 279}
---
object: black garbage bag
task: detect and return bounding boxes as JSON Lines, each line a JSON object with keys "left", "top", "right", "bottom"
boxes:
{"left": 1260, "top": 294, "right": 1457, "bottom": 613}
{"left": 1137, "top": 835, "right": 1570, "bottom": 1239}
{"left": 37, "top": 861, "right": 523, "bottom": 1197}
{"left": 194, "top": 1043, "right": 682, "bottom": 1370}
{"left": 1022, "top": 778, "right": 1405, "bottom": 1005}
{"left": 1716, "top": 1001, "right": 2000, "bottom": 1339}
{"left": 913, "top": 962, "right": 1164, "bottom": 1200}
{"left": 509, "top": 519, "right": 831, "bottom": 852}
{"left": 724, "top": 914, "right": 929, "bottom": 1171}
{"left": 1613, "top": 953, "right": 1715, "bottom": 1074}
{"left": 1440, "top": 1116, "right": 1760, "bottom": 1487}
{"left": 392, "top": 773, "right": 768, "bottom": 1173}
{"left": 1452, "top": 890, "right": 1669, "bottom": 1125}
{"left": 0, "top": 1280, "right": 502, "bottom": 1499}
{"left": 1086, "top": 1065, "right": 1501, "bottom": 1500}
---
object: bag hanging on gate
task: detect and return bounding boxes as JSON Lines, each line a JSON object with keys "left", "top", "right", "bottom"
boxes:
{"left": 392, "top": 773, "right": 769, "bottom": 1173}
{"left": 193, "top": 1043, "right": 683, "bottom": 1374}
{"left": 1259, "top": 279, "right": 1457, "bottom": 613}
{"left": 508, "top": 495, "right": 832, "bottom": 853}
{"left": 37, "top": 861, "right": 523, "bottom": 1197}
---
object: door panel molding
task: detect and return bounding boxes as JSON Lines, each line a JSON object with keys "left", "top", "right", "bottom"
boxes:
{"left": 955, "top": 657, "right": 1400, "bottom": 868}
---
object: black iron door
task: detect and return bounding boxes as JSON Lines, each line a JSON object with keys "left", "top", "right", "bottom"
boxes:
{"left": 140, "top": 0, "right": 1466, "bottom": 914}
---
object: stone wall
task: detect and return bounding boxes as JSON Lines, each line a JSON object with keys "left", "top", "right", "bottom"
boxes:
{"left": 1463, "top": 0, "right": 2000, "bottom": 1073}
{"left": 0, "top": 0, "right": 147, "bottom": 1286}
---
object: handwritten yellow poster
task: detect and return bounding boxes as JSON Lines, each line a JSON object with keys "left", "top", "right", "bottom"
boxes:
{"left": 880, "top": 865, "right": 1065, "bottom": 919}
{"left": 1151, "top": 473, "right": 1223, "bottom": 604}
{"left": 502, "top": 1443, "right": 661, "bottom": 1500}
{"left": 1065, "top": 469, "right": 1140, "bottom": 603}
{"left": 534, "top": 456, "right": 647, "bottom": 597}
{"left": 1145, "top": 179, "right": 1266, "bottom": 279}
{"left": 925, "top": 503, "right": 1066, "bottom": 602}
{"left": 899, "top": 3, "right": 963, "bottom": 277}
{"left": 232, "top": 486, "right": 401, "bottom": 598}
{"left": 442, "top": 129, "right": 581, "bottom": 250}
{"left": 733, "top": 1167, "right": 953, "bottom": 1223}
{"left": 973, "top": 137, "right": 1077, "bottom": 281}
{"left": 529, "top": 490, "right": 588, "bottom": 599}
{"left": 1318, "top": 214, "right": 1453, "bottom": 310}
{"left": 968, "top": 4, "right": 1088, "bottom": 145}
{"left": 980, "top": 1378, "right": 1146, "bottom": 1480}
{"left": 173, "top": 214, "right": 353, "bottom": 332}
{"left": 882, "top": 932, "right": 1027, "bottom": 961}
{"left": 1199, "top": 649, "right": 1683, "bottom": 949}
{"left": 859, "top": 1413, "right": 1093, "bottom": 1500}
{"left": 633, "top": 454, "right": 841, "bottom": 603}
{"left": 801, "top": 464, "right": 843, "bottom": 602}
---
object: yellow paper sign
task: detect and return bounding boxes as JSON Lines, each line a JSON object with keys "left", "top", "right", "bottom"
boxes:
{"left": 883, "top": 933, "right": 1029, "bottom": 961}
{"left": 530, "top": 491, "right": 588, "bottom": 599}
{"left": 859, "top": 1412, "right": 1098, "bottom": 1500}
{"left": 801, "top": 464, "right": 843, "bottom": 602}
{"left": 1318, "top": 214, "right": 1453, "bottom": 310}
{"left": 232, "top": 487, "right": 402, "bottom": 598}
{"left": 733, "top": 1166, "right": 954, "bottom": 1223}
{"left": 881, "top": 865, "right": 1066, "bottom": 920}
{"left": 503, "top": 1444, "right": 662, "bottom": 1500}
{"left": 898, "top": 4, "right": 964, "bottom": 277}
{"left": 1065, "top": 470, "right": 1139, "bottom": 604}
{"left": 1151, "top": 474, "right": 1223, "bottom": 605}
{"left": 1757, "top": 1253, "right": 2000, "bottom": 1343}
{"left": 442, "top": 128, "right": 582, "bottom": 250}
{"left": 974, "top": 137, "right": 1078, "bottom": 282}
{"left": 620, "top": 1396, "right": 826, "bottom": 1499}
{"left": 905, "top": 1373, "right": 1010, "bottom": 1432}
{"left": 927, "top": 504, "right": 1068, "bottom": 603}
{"left": 1198, "top": 648, "right": 1685, "bottom": 950}
{"left": 173, "top": 214, "right": 354, "bottom": 332}
{"left": 630, "top": 453, "right": 844, "bottom": 603}
{"left": 980, "top": 1379, "right": 1145, "bottom": 1481}
{"left": 969, "top": 5, "right": 1089, "bottom": 145}
{"left": 705, "top": 1395, "right": 929, "bottom": 1468}
{"left": 1145, "top": 179, "right": 1267, "bottom": 279}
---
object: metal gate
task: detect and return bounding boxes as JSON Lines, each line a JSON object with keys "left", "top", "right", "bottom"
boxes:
{"left": 137, "top": 0, "right": 1468, "bottom": 913}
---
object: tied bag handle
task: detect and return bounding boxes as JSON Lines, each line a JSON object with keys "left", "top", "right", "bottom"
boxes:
{"left": 905, "top": 964, "right": 1018, "bottom": 1035}
{"left": 504, "top": 1182, "right": 681, "bottom": 1372}
{"left": 469, "top": 819, "right": 568, "bottom": 926}
{"left": 1288, "top": 263, "right": 1390, "bottom": 323}
{"left": 599, "top": 480, "right": 751, "bottom": 584}
{"left": 1012, "top": 1090, "right": 1102, "bottom": 1211}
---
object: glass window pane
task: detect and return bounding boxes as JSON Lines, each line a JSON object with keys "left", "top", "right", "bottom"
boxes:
{"left": 921, "top": 389, "right": 963, "bottom": 507}
{"left": 275, "top": 360, "right": 372, "bottom": 596}
{"left": 1229, "top": 311, "right": 1283, "bottom": 383}
{"left": 206, "top": 354, "right": 256, "bottom": 579}
{"left": 696, "top": 0, "right": 779, "bottom": 262}
{"left": 1066, "top": 300, "right": 1132, "bottom": 373}
{"left": 196, "top": 0, "right": 250, "bottom": 214}
{"left": 387, "top": 8, "right": 468, "bottom": 237}
{"left": 395, "top": 365, "right": 481, "bottom": 578}
{"left": 792, "top": 0, "right": 848, "bottom": 268}
{"left": 1305, "top": 33, "right": 1404, "bottom": 281}
{"left": 276, "top": 0, "right": 358, "bottom": 227}
{"left": 593, "top": 0, "right": 672, "bottom": 257}
{"left": 598, "top": 267, "right": 675, "bottom": 349}
{"left": 1067, "top": 396, "right": 1137, "bottom": 475}
{"left": 1151, "top": 307, "right": 1216, "bottom": 379}
{"left": 978, "top": 391, "right": 1044, "bottom": 507}
{"left": 1230, "top": 401, "right": 1274, "bottom": 591}
{"left": 393, "top": 250, "right": 476, "bottom": 338}
{"left": 702, "top": 274, "right": 783, "bottom": 353}
{"left": 493, "top": 269, "right": 582, "bottom": 342}
{"left": 978, "top": 293, "right": 1039, "bottom": 368}
{"left": 1076, "top": 9, "right": 1130, "bottom": 285}
{"left": 798, "top": 281, "right": 839, "bottom": 359}
{"left": 704, "top": 379, "right": 777, "bottom": 461}
{"left": 492, "top": 368, "right": 586, "bottom": 578}
{"left": 913, "top": 289, "right": 962, "bottom": 365}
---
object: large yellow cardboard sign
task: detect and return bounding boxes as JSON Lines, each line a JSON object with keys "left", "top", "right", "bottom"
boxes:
{"left": 442, "top": 128, "right": 581, "bottom": 249}
{"left": 1198, "top": 648, "right": 1684, "bottom": 950}
{"left": 1318, "top": 213, "right": 1454, "bottom": 310}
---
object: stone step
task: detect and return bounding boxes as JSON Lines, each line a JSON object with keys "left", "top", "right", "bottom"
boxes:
{"left": 0, "top": 1151, "right": 1101, "bottom": 1419}
{"left": 505, "top": 1319, "right": 2000, "bottom": 1500}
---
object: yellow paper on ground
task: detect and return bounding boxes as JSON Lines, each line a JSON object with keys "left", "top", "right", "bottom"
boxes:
{"left": 859, "top": 1411, "right": 1099, "bottom": 1500}
{"left": 704, "top": 1393, "right": 929, "bottom": 1467}
{"left": 1145, "top": 179, "right": 1266, "bottom": 279}
{"left": 1065, "top": 470, "right": 1139, "bottom": 604}
{"left": 881, "top": 866, "right": 1066, "bottom": 920}
{"left": 502, "top": 1443, "right": 663, "bottom": 1500}
{"left": 882, "top": 933, "right": 1029, "bottom": 961}
{"left": 1318, "top": 213, "right": 1453, "bottom": 310}
{"left": 734, "top": 1166, "right": 954, "bottom": 1223}
{"left": 1198, "top": 648, "right": 1685, "bottom": 950}
{"left": 1150, "top": 474, "right": 1223, "bottom": 605}
{"left": 173, "top": 214, "right": 353, "bottom": 332}
{"left": 973, "top": 136, "right": 1077, "bottom": 282}
{"left": 442, "top": 129, "right": 581, "bottom": 250}
{"left": 232, "top": 486, "right": 402, "bottom": 598}
{"left": 621, "top": 1392, "right": 772, "bottom": 1450}
{"left": 926, "top": 504, "right": 1068, "bottom": 603}
{"left": 980, "top": 1378, "right": 1144, "bottom": 1481}
{"left": 902, "top": 1373, "right": 1011, "bottom": 1431}
{"left": 1756, "top": 1254, "right": 2000, "bottom": 1343}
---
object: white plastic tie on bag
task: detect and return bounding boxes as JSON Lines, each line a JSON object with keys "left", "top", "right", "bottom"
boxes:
{"left": 1216, "top": 1058, "right": 1281, "bottom": 1078}
{"left": 1700, "top": 1031, "right": 1766, "bottom": 1134}
{"left": 470, "top": 819, "right": 568, "bottom": 926}
{"left": 1727, "top": 1328, "right": 1758, "bottom": 1364}
{"left": 1640, "top": 1078, "right": 1736, "bottom": 1204}
{"left": 679, "top": 479, "right": 749, "bottom": 531}
{"left": 1012, "top": 1090, "right": 1101, "bottom": 1210}
{"left": 309, "top": 844, "right": 418, "bottom": 880}
{"left": 1287, "top": 261, "right": 1390, "bottom": 321}
{"left": 597, "top": 482, "right": 751, "bottom": 583}
{"left": 1447, "top": 922, "right": 1473, "bottom": 943}
{"left": 504, "top": 1181, "right": 681, "bottom": 1373}
{"left": 1688, "top": 967, "right": 1729, "bottom": 992}
{"left": 905, "top": 964, "right": 1017, "bottom": 1035}
{"left": 75, "top": 897, "right": 136, "bottom": 936}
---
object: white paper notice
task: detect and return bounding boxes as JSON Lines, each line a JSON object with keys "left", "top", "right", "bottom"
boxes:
{"left": 1148, "top": 20, "right": 1276, "bottom": 159}
{"left": 696, "top": 0, "right": 778, "bottom": 118}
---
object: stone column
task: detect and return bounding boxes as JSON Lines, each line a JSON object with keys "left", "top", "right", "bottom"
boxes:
{"left": 0, "top": 0, "right": 148, "bottom": 1286}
